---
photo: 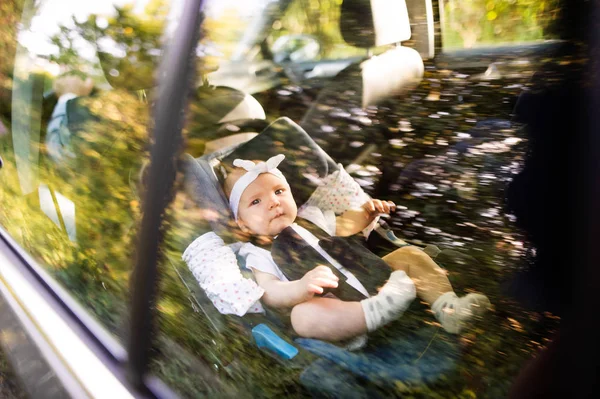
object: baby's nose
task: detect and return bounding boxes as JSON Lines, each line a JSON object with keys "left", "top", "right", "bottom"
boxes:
{"left": 269, "top": 195, "right": 280, "bottom": 209}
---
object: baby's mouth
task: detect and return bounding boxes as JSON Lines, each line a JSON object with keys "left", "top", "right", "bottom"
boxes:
{"left": 271, "top": 212, "right": 284, "bottom": 221}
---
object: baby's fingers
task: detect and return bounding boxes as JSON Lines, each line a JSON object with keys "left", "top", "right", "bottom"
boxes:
{"left": 387, "top": 201, "right": 396, "bottom": 212}
{"left": 313, "top": 277, "right": 338, "bottom": 289}
{"left": 377, "top": 199, "right": 395, "bottom": 214}
{"left": 313, "top": 265, "right": 339, "bottom": 281}
{"left": 374, "top": 200, "right": 396, "bottom": 215}
{"left": 362, "top": 200, "right": 376, "bottom": 213}
{"left": 313, "top": 265, "right": 334, "bottom": 274}
{"left": 307, "top": 284, "right": 324, "bottom": 294}
{"left": 376, "top": 200, "right": 389, "bottom": 213}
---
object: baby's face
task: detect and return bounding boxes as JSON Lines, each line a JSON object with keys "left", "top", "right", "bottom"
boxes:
{"left": 237, "top": 173, "right": 297, "bottom": 236}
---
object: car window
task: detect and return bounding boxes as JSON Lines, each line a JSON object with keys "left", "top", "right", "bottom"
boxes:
{"left": 203, "top": 0, "right": 366, "bottom": 64}
{"left": 0, "top": 0, "right": 180, "bottom": 350}
{"left": 151, "top": 0, "right": 585, "bottom": 397}
{"left": 269, "top": 0, "right": 366, "bottom": 61}
{"left": 0, "top": 346, "right": 27, "bottom": 399}
{"left": 440, "top": 0, "right": 561, "bottom": 50}
{"left": 202, "top": 0, "right": 369, "bottom": 96}
{"left": 2, "top": 0, "right": 592, "bottom": 396}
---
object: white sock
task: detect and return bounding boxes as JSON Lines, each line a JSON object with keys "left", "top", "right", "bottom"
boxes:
{"left": 360, "top": 270, "right": 416, "bottom": 332}
{"left": 431, "top": 291, "right": 491, "bottom": 334}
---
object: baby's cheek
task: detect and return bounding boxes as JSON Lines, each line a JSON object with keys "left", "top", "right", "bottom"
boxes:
{"left": 250, "top": 216, "right": 268, "bottom": 232}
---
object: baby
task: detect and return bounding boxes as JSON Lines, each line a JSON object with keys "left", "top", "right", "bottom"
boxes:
{"left": 224, "top": 154, "right": 490, "bottom": 342}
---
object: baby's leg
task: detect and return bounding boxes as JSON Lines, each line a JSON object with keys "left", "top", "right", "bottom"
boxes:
{"left": 383, "top": 246, "right": 491, "bottom": 334}
{"left": 382, "top": 246, "right": 452, "bottom": 304}
{"left": 291, "top": 298, "right": 366, "bottom": 341}
{"left": 291, "top": 270, "right": 416, "bottom": 341}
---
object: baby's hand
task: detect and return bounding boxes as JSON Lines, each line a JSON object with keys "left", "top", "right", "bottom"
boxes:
{"left": 300, "top": 265, "right": 339, "bottom": 297}
{"left": 362, "top": 199, "right": 396, "bottom": 219}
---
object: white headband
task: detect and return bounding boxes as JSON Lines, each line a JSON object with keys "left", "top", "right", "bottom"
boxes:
{"left": 228, "top": 154, "right": 287, "bottom": 221}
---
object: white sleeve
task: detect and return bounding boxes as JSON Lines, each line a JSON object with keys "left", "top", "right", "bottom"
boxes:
{"left": 238, "top": 243, "right": 289, "bottom": 282}
{"left": 182, "top": 233, "right": 265, "bottom": 316}
{"left": 301, "top": 164, "right": 371, "bottom": 214}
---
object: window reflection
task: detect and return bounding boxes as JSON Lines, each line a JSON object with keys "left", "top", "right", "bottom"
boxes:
{"left": 0, "top": 0, "right": 175, "bottom": 342}
{"left": 161, "top": 0, "right": 571, "bottom": 397}
{"left": 0, "top": 0, "right": 588, "bottom": 397}
{"left": 441, "top": 0, "right": 561, "bottom": 49}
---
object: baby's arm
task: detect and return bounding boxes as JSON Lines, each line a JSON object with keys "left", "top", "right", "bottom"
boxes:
{"left": 336, "top": 199, "right": 396, "bottom": 236}
{"left": 253, "top": 265, "right": 339, "bottom": 308}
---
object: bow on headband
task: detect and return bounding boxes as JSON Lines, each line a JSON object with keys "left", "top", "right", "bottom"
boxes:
{"left": 229, "top": 154, "right": 287, "bottom": 221}
{"left": 233, "top": 154, "right": 285, "bottom": 174}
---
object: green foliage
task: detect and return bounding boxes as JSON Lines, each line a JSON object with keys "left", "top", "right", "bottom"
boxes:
{"left": 0, "top": 86, "right": 148, "bottom": 333}
{"left": 0, "top": 0, "right": 27, "bottom": 122}
{"left": 442, "top": 0, "right": 561, "bottom": 48}
{"left": 0, "top": 0, "right": 25, "bottom": 77}
{"left": 271, "top": 0, "right": 365, "bottom": 60}
{"left": 48, "top": 3, "right": 166, "bottom": 90}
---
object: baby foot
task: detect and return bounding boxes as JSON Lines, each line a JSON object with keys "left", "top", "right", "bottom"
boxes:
{"left": 432, "top": 292, "right": 491, "bottom": 334}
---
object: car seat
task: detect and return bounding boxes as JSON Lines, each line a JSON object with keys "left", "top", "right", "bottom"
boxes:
{"left": 185, "top": 84, "right": 270, "bottom": 157}
{"left": 179, "top": 116, "right": 461, "bottom": 394}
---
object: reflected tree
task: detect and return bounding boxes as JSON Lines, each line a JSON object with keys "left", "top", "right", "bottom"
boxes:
{"left": 48, "top": 0, "right": 167, "bottom": 90}
{"left": 443, "top": 0, "right": 561, "bottom": 48}
{"left": 0, "top": 0, "right": 27, "bottom": 122}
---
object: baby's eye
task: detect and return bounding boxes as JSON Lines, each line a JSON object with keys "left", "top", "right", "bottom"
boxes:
{"left": 275, "top": 188, "right": 284, "bottom": 195}
{"left": 250, "top": 199, "right": 260, "bottom": 206}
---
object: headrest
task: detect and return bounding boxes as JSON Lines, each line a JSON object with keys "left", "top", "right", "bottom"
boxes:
{"left": 196, "top": 86, "right": 266, "bottom": 124}
{"left": 186, "top": 86, "right": 266, "bottom": 142}
{"left": 190, "top": 86, "right": 265, "bottom": 126}
{"left": 301, "top": 45, "right": 424, "bottom": 114}
{"left": 340, "top": 0, "right": 411, "bottom": 48}
{"left": 360, "top": 46, "right": 424, "bottom": 107}
{"left": 184, "top": 117, "right": 337, "bottom": 242}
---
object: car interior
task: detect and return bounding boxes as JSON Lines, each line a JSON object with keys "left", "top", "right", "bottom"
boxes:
{"left": 171, "top": 0, "right": 533, "bottom": 395}
{"left": 1, "top": 0, "right": 599, "bottom": 397}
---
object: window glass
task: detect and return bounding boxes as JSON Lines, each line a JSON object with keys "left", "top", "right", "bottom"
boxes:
{"left": 154, "top": 0, "right": 576, "bottom": 397}
{"left": 269, "top": 0, "right": 366, "bottom": 60}
{"left": 0, "top": 0, "right": 178, "bottom": 344}
{"left": 440, "top": 0, "right": 561, "bottom": 49}
{"left": 198, "top": 0, "right": 270, "bottom": 70}
{"left": 0, "top": 347, "right": 27, "bottom": 398}
{"left": 202, "top": 0, "right": 369, "bottom": 95}
{"left": 201, "top": 0, "right": 365, "bottom": 65}
{"left": 1, "top": 0, "right": 579, "bottom": 396}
